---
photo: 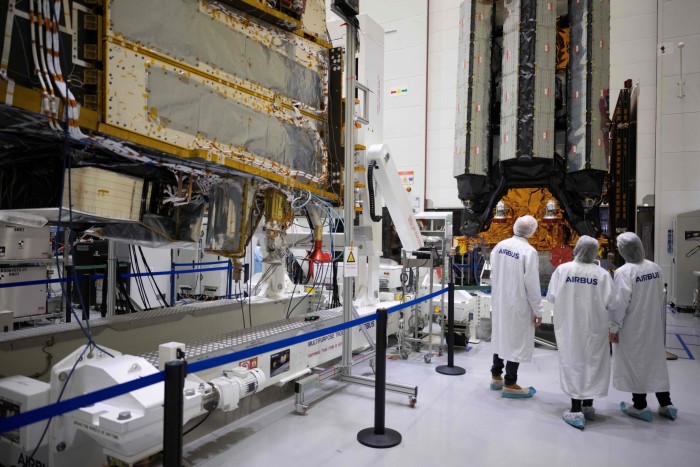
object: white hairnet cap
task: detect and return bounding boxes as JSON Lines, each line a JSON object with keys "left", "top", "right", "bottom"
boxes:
{"left": 513, "top": 215, "right": 538, "bottom": 238}
{"left": 617, "top": 232, "right": 645, "bottom": 264}
{"left": 574, "top": 235, "right": 598, "bottom": 263}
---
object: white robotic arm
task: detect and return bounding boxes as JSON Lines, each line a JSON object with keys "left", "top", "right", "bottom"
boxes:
{"left": 366, "top": 144, "right": 424, "bottom": 252}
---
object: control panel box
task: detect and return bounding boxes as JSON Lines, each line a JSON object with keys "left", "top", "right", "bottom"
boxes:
{"left": 0, "top": 225, "right": 51, "bottom": 261}
{"left": 0, "top": 266, "right": 47, "bottom": 318}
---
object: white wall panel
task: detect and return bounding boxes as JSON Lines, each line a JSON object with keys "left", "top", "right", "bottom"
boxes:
{"left": 427, "top": 87, "right": 458, "bottom": 111}
{"left": 384, "top": 135, "right": 425, "bottom": 164}
{"left": 660, "top": 35, "right": 700, "bottom": 76}
{"left": 382, "top": 17, "right": 426, "bottom": 51}
{"left": 637, "top": 109, "right": 658, "bottom": 135}
{"left": 637, "top": 84, "right": 659, "bottom": 111}
{"left": 655, "top": 0, "right": 700, "bottom": 281}
{"left": 426, "top": 108, "right": 456, "bottom": 132}
{"left": 661, "top": 73, "right": 700, "bottom": 114}
{"left": 429, "top": 0, "right": 463, "bottom": 14}
{"left": 385, "top": 47, "right": 424, "bottom": 81}
{"left": 429, "top": 27, "right": 460, "bottom": 52}
{"left": 360, "top": 1, "right": 428, "bottom": 209}
{"left": 611, "top": 12, "right": 657, "bottom": 40}
{"left": 361, "top": 0, "right": 426, "bottom": 23}
{"left": 611, "top": 0, "right": 656, "bottom": 18}
{"left": 661, "top": 112, "right": 700, "bottom": 153}
{"left": 425, "top": 0, "right": 462, "bottom": 208}
{"left": 384, "top": 107, "right": 425, "bottom": 138}
{"left": 427, "top": 128, "right": 454, "bottom": 150}
{"left": 610, "top": 37, "right": 658, "bottom": 67}
{"left": 659, "top": 152, "right": 700, "bottom": 192}
{"left": 428, "top": 48, "right": 459, "bottom": 73}
{"left": 384, "top": 76, "right": 425, "bottom": 110}
{"left": 662, "top": 0, "right": 700, "bottom": 38}
{"left": 610, "top": 62, "right": 657, "bottom": 86}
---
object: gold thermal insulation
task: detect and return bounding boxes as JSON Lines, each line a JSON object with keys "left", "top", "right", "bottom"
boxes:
{"left": 263, "top": 188, "right": 292, "bottom": 236}
{"left": 462, "top": 188, "right": 578, "bottom": 251}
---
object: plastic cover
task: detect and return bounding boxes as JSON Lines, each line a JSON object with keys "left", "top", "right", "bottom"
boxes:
{"left": 109, "top": 0, "right": 324, "bottom": 108}
{"left": 98, "top": 203, "right": 204, "bottom": 248}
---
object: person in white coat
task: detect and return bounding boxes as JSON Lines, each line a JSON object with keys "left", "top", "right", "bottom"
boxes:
{"left": 489, "top": 215, "right": 543, "bottom": 398}
{"left": 546, "top": 236, "right": 613, "bottom": 429}
{"left": 609, "top": 232, "right": 677, "bottom": 422}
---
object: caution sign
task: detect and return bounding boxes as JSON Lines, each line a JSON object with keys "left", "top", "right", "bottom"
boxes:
{"left": 344, "top": 246, "right": 358, "bottom": 277}
{"left": 398, "top": 170, "right": 414, "bottom": 186}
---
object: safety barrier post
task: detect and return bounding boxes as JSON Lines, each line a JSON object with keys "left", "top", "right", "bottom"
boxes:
{"left": 226, "top": 260, "right": 232, "bottom": 299}
{"left": 163, "top": 360, "right": 186, "bottom": 466}
{"left": 357, "top": 308, "right": 402, "bottom": 448}
{"left": 436, "top": 255, "right": 466, "bottom": 376}
{"left": 170, "top": 262, "right": 176, "bottom": 306}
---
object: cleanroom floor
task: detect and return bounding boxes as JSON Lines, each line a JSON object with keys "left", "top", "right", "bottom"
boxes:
{"left": 185, "top": 310, "right": 700, "bottom": 467}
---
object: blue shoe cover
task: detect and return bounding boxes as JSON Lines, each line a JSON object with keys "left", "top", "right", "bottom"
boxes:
{"left": 582, "top": 406, "right": 596, "bottom": 421}
{"left": 489, "top": 380, "right": 504, "bottom": 391}
{"left": 659, "top": 405, "right": 678, "bottom": 420}
{"left": 562, "top": 410, "right": 585, "bottom": 430}
{"left": 620, "top": 402, "right": 653, "bottom": 422}
{"left": 502, "top": 386, "right": 536, "bottom": 399}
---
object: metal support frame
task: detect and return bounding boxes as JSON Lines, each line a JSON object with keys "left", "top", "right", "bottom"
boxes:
{"left": 340, "top": 12, "right": 357, "bottom": 376}
{"left": 401, "top": 255, "right": 435, "bottom": 361}
{"left": 340, "top": 374, "right": 417, "bottom": 397}
{"left": 329, "top": 7, "right": 418, "bottom": 416}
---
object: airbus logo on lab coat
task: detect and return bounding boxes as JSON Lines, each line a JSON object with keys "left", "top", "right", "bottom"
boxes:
{"left": 635, "top": 272, "right": 660, "bottom": 282}
{"left": 497, "top": 248, "right": 520, "bottom": 259}
{"left": 565, "top": 276, "right": 598, "bottom": 285}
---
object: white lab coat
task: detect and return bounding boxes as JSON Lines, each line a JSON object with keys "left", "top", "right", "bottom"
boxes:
{"left": 546, "top": 261, "right": 613, "bottom": 399}
{"left": 609, "top": 260, "right": 670, "bottom": 393}
{"left": 490, "top": 236, "right": 544, "bottom": 363}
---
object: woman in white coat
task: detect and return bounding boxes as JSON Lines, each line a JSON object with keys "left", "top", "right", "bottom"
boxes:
{"left": 489, "top": 215, "right": 544, "bottom": 398}
{"left": 609, "top": 232, "right": 677, "bottom": 422}
{"left": 546, "top": 236, "right": 614, "bottom": 429}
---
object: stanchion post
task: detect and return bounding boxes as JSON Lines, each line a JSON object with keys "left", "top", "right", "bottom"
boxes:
{"left": 226, "top": 260, "right": 232, "bottom": 299}
{"left": 170, "top": 263, "right": 176, "bottom": 306}
{"left": 357, "top": 308, "right": 402, "bottom": 448}
{"left": 436, "top": 254, "right": 466, "bottom": 376}
{"left": 163, "top": 360, "right": 186, "bottom": 467}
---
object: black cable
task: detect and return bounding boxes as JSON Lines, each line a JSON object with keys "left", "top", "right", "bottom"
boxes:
{"left": 118, "top": 281, "right": 137, "bottom": 314}
{"left": 236, "top": 280, "right": 246, "bottom": 328}
{"left": 331, "top": 259, "right": 340, "bottom": 308}
{"left": 366, "top": 161, "right": 383, "bottom": 222}
{"left": 130, "top": 247, "right": 150, "bottom": 309}
{"left": 285, "top": 280, "right": 300, "bottom": 319}
{"left": 183, "top": 411, "right": 211, "bottom": 436}
{"left": 137, "top": 246, "right": 169, "bottom": 307}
